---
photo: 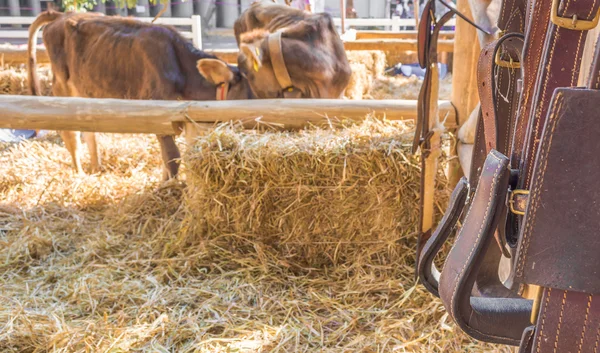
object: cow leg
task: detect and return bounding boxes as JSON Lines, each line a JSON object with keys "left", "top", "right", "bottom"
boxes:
{"left": 59, "top": 131, "right": 84, "bottom": 174}
{"left": 51, "top": 81, "right": 84, "bottom": 174}
{"left": 82, "top": 132, "right": 101, "bottom": 174}
{"left": 156, "top": 134, "right": 180, "bottom": 181}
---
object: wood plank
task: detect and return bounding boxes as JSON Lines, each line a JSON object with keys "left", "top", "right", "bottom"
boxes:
{"left": 1, "top": 39, "right": 453, "bottom": 66}
{"left": 343, "top": 39, "right": 454, "bottom": 52}
{"left": 0, "top": 95, "right": 457, "bottom": 133}
{"left": 355, "top": 30, "right": 454, "bottom": 40}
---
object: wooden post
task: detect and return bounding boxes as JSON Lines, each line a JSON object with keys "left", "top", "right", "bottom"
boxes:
{"left": 447, "top": 0, "right": 482, "bottom": 187}
{"left": 340, "top": 0, "right": 346, "bottom": 34}
{"left": 191, "top": 15, "right": 202, "bottom": 49}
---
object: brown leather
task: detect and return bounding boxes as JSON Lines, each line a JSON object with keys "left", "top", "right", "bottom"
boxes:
{"left": 509, "top": 0, "right": 552, "bottom": 171}
{"left": 518, "top": 0, "right": 600, "bottom": 192}
{"left": 514, "top": 88, "right": 600, "bottom": 293}
{"left": 517, "top": 326, "right": 535, "bottom": 353}
{"left": 267, "top": 30, "right": 303, "bottom": 98}
{"left": 512, "top": 0, "right": 600, "bottom": 284}
{"left": 417, "top": 177, "right": 469, "bottom": 297}
{"left": 531, "top": 289, "right": 600, "bottom": 353}
{"left": 477, "top": 34, "right": 524, "bottom": 155}
{"left": 438, "top": 150, "right": 533, "bottom": 345}
{"left": 497, "top": 0, "right": 526, "bottom": 33}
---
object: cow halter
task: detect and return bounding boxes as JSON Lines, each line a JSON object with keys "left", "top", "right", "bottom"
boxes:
{"left": 267, "top": 30, "right": 303, "bottom": 98}
{"left": 215, "top": 82, "right": 229, "bottom": 101}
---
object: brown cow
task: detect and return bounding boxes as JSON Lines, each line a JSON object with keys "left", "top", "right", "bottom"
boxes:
{"left": 28, "top": 10, "right": 253, "bottom": 181}
{"left": 233, "top": 1, "right": 351, "bottom": 99}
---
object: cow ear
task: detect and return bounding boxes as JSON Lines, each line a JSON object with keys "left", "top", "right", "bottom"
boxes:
{"left": 197, "top": 59, "right": 235, "bottom": 84}
{"left": 240, "top": 43, "right": 263, "bottom": 72}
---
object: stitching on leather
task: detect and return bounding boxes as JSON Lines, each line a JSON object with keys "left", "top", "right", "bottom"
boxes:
{"left": 500, "top": 0, "right": 510, "bottom": 28}
{"left": 593, "top": 325, "right": 600, "bottom": 353}
{"left": 577, "top": 295, "right": 594, "bottom": 353}
{"left": 518, "top": 4, "right": 550, "bottom": 153}
{"left": 572, "top": 31, "right": 585, "bottom": 85}
{"left": 563, "top": 0, "right": 572, "bottom": 14}
{"left": 516, "top": 91, "right": 563, "bottom": 276}
{"left": 535, "top": 288, "right": 553, "bottom": 353}
{"left": 552, "top": 290, "right": 568, "bottom": 353}
{"left": 525, "top": 22, "right": 560, "bottom": 187}
{"left": 449, "top": 151, "right": 504, "bottom": 340}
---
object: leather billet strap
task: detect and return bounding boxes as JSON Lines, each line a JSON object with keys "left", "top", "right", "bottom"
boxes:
{"left": 267, "top": 30, "right": 303, "bottom": 98}
{"left": 530, "top": 289, "right": 600, "bottom": 353}
{"left": 508, "top": 1, "right": 552, "bottom": 171}
{"left": 477, "top": 34, "right": 524, "bottom": 155}
{"left": 438, "top": 150, "right": 533, "bottom": 345}
{"left": 518, "top": 0, "right": 600, "bottom": 194}
{"left": 497, "top": 0, "right": 526, "bottom": 34}
{"left": 417, "top": 177, "right": 469, "bottom": 297}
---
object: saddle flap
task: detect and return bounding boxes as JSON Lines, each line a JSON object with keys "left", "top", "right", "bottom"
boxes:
{"left": 515, "top": 88, "right": 600, "bottom": 295}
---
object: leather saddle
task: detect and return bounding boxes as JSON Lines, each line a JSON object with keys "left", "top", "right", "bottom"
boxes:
{"left": 414, "top": 0, "right": 600, "bottom": 350}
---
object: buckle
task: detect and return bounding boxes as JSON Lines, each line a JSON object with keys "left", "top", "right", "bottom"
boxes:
{"left": 495, "top": 49, "right": 521, "bottom": 69}
{"left": 508, "top": 189, "right": 529, "bottom": 216}
{"left": 522, "top": 284, "right": 544, "bottom": 324}
{"left": 551, "top": 0, "right": 600, "bottom": 30}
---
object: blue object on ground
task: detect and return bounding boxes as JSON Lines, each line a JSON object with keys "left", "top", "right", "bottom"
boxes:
{"left": 387, "top": 62, "right": 448, "bottom": 80}
{"left": 0, "top": 129, "right": 39, "bottom": 142}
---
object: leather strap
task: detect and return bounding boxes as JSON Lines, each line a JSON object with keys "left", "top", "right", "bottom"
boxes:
{"left": 438, "top": 150, "right": 533, "bottom": 345}
{"left": 518, "top": 0, "right": 600, "bottom": 193}
{"left": 508, "top": 0, "right": 552, "bottom": 171}
{"left": 417, "top": 177, "right": 469, "bottom": 297}
{"left": 517, "top": 32, "right": 600, "bottom": 352}
{"left": 268, "top": 31, "right": 293, "bottom": 91}
{"left": 267, "top": 30, "right": 303, "bottom": 98}
{"left": 414, "top": 4, "right": 456, "bottom": 269}
{"left": 497, "top": 0, "right": 526, "bottom": 34}
{"left": 216, "top": 82, "right": 228, "bottom": 101}
{"left": 477, "top": 34, "right": 524, "bottom": 155}
{"left": 531, "top": 289, "right": 600, "bottom": 353}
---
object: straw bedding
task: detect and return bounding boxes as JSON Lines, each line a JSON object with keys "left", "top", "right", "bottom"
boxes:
{"left": 1, "top": 116, "right": 513, "bottom": 351}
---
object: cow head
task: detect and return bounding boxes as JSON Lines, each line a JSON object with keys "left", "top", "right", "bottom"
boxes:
{"left": 197, "top": 58, "right": 254, "bottom": 100}
{"left": 236, "top": 14, "right": 352, "bottom": 99}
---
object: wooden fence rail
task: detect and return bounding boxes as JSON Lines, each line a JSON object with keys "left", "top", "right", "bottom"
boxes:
{"left": 1, "top": 38, "right": 455, "bottom": 66}
{"left": 0, "top": 95, "right": 457, "bottom": 134}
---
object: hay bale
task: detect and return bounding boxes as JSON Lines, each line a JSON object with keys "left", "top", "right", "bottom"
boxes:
{"left": 182, "top": 118, "right": 450, "bottom": 268}
{"left": 344, "top": 51, "right": 387, "bottom": 100}
{"left": 345, "top": 50, "right": 387, "bottom": 78}
{"left": 0, "top": 65, "right": 53, "bottom": 96}
{"left": 368, "top": 74, "right": 453, "bottom": 100}
{"left": 0, "top": 128, "right": 511, "bottom": 352}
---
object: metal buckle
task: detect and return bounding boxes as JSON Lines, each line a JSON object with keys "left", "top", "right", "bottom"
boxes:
{"left": 495, "top": 49, "right": 521, "bottom": 69}
{"left": 551, "top": 0, "right": 600, "bottom": 30}
{"left": 508, "top": 189, "right": 529, "bottom": 216}
{"left": 523, "top": 284, "right": 544, "bottom": 324}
